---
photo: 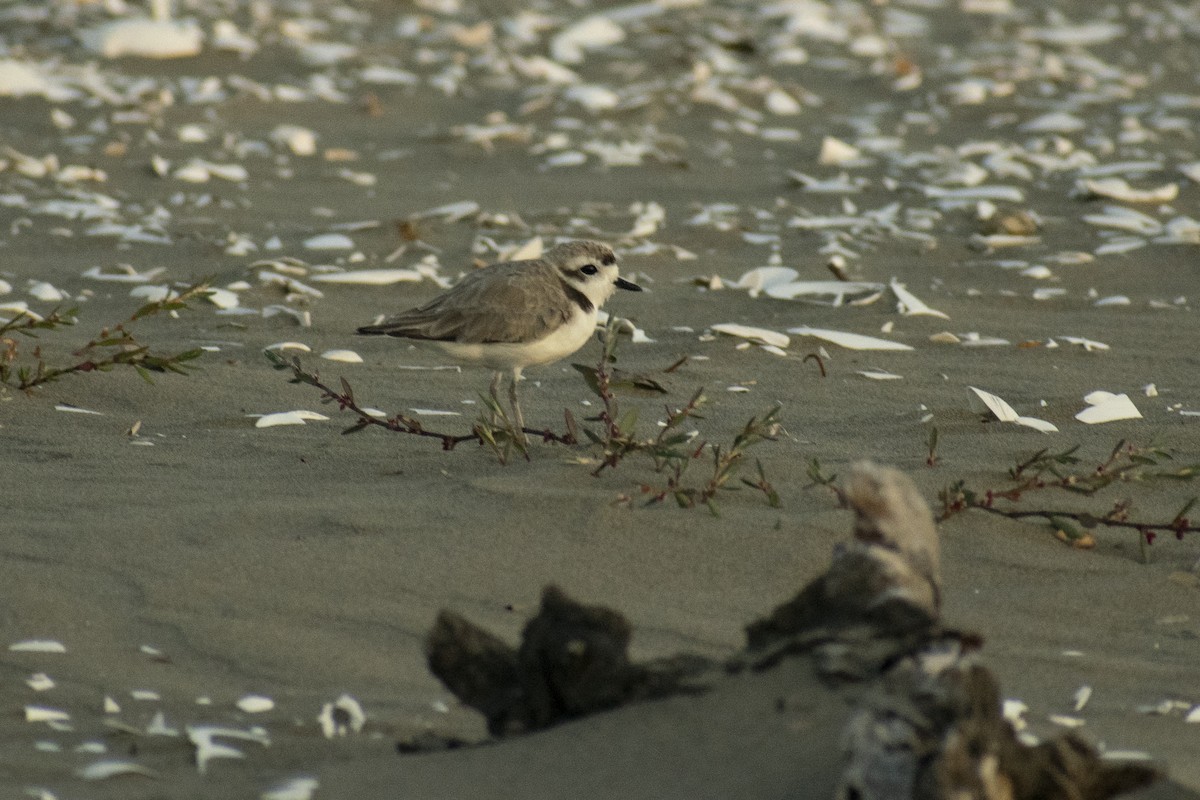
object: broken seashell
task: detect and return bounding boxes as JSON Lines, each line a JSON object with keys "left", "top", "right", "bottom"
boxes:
{"left": 303, "top": 233, "right": 354, "bottom": 251}
{"left": 310, "top": 269, "right": 423, "bottom": 285}
{"left": 77, "top": 759, "right": 158, "bottom": 780}
{"left": 818, "top": 136, "right": 862, "bottom": 166}
{"left": 253, "top": 411, "right": 330, "bottom": 428}
{"left": 318, "top": 694, "right": 366, "bottom": 739}
{"left": 787, "top": 326, "right": 913, "bottom": 351}
{"left": 271, "top": 125, "right": 317, "bottom": 156}
{"left": 890, "top": 280, "right": 948, "bottom": 319}
{"left": 79, "top": 18, "right": 202, "bottom": 59}
{"left": 710, "top": 324, "right": 789, "bottom": 349}
{"left": 1075, "top": 392, "right": 1141, "bottom": 424}
{"left": 320, "top": 350, "right": 363, "bottom": 363}
{"left": 236, "top": 695, "right": 275, "bottom": 714}
{"left": 187, "top": 724, "right": 270, "bottom": 775}
{"left": 968, "top": 387, "right": 1057, "bottom": 433}
{"left": 1076, "top": 178, "right": 1178, "bottom": 204}
{"left": 262, "top": 777, "right": 320, "bottom": 800}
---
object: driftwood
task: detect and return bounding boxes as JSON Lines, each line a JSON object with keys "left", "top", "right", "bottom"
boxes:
{"left": 421, "top": 463, "right": 1158, "bottom": 800}
{"left": 747, "top": 461, "right": 941, "bottom": 656}
{"left": 427, "top": 585, "right": 712, "bottom": 736}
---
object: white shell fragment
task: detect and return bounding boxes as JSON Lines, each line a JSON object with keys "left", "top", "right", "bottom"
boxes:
{"left": 146, "top": 711, "right": 179, "bottom": 737}
{"left": 171, "top": 159, "right": 249, "bottom": 183}
{"left": 765, "top": 281, "right": 884, "bottom": 306}
{"left": 1057, "top": 336, "right": 1110, "bottom": 352}
{"left": 303, "top": 233, "right": 355, "bottom": 251}
{"left": 236, "top": 695, "right": 275, "bottom": 714}
{"left": 1076, "top": 178, "right": 1179, "bottom": 204}
{"left": 1073, "top": 686, "right": 1093, "bottom": 712}
{"left": 551, "top": 15, "right": 624, "bottom": 64}
{"left": 412, "top": 200, "right": 480, "bottom": 222}
{"left": 310, "top": 269, "right": 423, "bottom": 285}
{"left": 968, "top": 387, "right": 1058, "bottom": 433}
{"left": 1002, "top": 699, "right": 1028, "bottom": 730}
{"left": 505, "top": 237, "right": 545, "bottom": 262}
{"left": 28, "top": 281, "right": 65, "bottom": 302}
{"left": 130, "top": 285, "right": 175, "bottom": 303}
{"left": 9, "top": 639, "right": 66, "bottom": 653}
{"left": 710, "top": 324, "right": 789, "bottom": 349}
{"left": 79, "top": 19, "right": 203, "bottom": 59}
{"left": 0, "top": 59, "right": 78, "bottom": 101}
{"left": 262, "top": 777, "right": 320, "bottom": 800}
{"left": 82, "top": 266, "right": 166, "bottom": 283}
{"left": 187, "top": 724, "right": 270, "bottom": 775}
{"left": 26, "top": 673, "right": 55, "bottom": 691}
{"left": 1101, "top": 751, "right": 1155, "bottom": 762}
{"left": 787, "top": 326, "right": 914, "bottom": 352}
{"left": 253, "top": 411, "right": 331, "bottom": 428}
{"left": 1020, "top": 111, "right": 1086, "bottom": 133}
{"left": 271, "top": 125, "right": 318, "bottom": 156}
{"left": 729, "top": 267, "right": 798, "bottom": 298}
{"left": 318, "top": 694, "right": 366, "bottom": 739}
{"left": 25, "top": 706, "right": 71, "bottom": 724}
{"left": 1082, "top": 206, "right": 1162, "bottom": 235}
{"left": 765, "top": 88, "right": 801, "bottom": 116}
{"left": 56, "top": 404, "right": 104, "bottom": 415}
{"left": 1075, "top": 392, "right": 1142, "bottom": 425}
{"left": 1048, "top": 715, "right": 1087, "bottom": 729}
{"left": 890, "top": 280, "right": 948, "bottom": 319}
{"left": 818, "top": 137, "right": 862, "bottom": 166}
{"left": 204, "top": 288, "right": 240, "bottom": 310}
{"left": 77, "top": 759, "right": 158, "bottom": 781}
{"left": 320, "top": 350, "right": 363, "bottom": 363}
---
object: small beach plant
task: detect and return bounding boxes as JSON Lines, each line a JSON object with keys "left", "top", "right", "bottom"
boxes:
{"left": 1, "top": 281, "right": 209, "bottom": 391}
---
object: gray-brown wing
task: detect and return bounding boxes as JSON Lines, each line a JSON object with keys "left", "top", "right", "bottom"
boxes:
{"left": 357, "top": 261, "right": 575, "bottom": 344}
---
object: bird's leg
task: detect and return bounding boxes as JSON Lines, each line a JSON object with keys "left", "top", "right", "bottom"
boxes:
{"left": 508, "top": 368, "right": 527, "bottom": 443}
{"left": 487, "top": 371, "right": 504, "bottom": 425}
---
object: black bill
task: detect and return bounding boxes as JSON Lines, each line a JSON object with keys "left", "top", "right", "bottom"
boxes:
{"left": 615, "top": 276, "right": 643, "bottom": 291}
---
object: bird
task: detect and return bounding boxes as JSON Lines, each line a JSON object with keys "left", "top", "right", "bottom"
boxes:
{"left": 356, "top": 240, "right": 642, "bottom": 436}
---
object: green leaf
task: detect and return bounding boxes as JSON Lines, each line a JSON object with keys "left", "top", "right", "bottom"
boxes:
{"left": 1173, "top": 497, "right": 1198, "bottom": 523}
{"left": 570, "top": 363, "right": 603, "bottom": 397}
{"left": 130, "top": 301, "right": 167, "bottom": 320}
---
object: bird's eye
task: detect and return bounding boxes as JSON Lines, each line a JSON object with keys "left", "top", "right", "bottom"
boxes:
{"left": 580, "top": 264, "right": 599, "bottom": 275}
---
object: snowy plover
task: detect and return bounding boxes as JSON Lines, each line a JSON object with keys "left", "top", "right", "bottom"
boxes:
{"left": 357, "top": 240, "right": 642, "bottom": 433}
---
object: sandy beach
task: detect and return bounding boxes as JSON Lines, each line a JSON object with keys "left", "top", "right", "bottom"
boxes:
{"left": 1, "top": 0, "right": 1199, "bottom": 796}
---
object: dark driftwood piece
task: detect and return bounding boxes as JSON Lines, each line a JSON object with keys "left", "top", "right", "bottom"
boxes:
{"left": 422, "top": 463, "right": 1159, "bottom": 800}
{"left": 427, "top": 585, "right": 711, "bottom": 736}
